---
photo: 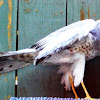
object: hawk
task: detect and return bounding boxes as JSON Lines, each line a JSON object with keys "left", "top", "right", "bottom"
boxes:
{"left": 0, "top": 19, "right": 100, "bottom": 99}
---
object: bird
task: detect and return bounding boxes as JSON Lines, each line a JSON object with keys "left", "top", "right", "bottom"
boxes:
{"left": 0, "top": 19, "right": 100, "bottom": 99}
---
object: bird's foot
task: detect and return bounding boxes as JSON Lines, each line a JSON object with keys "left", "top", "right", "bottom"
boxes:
{"left": 81, "top": 82, "right": 95, "bottom": 100}
{"left": 84, "top": 92, "right": 95, "bottom": 100}
{"left": 84, "top": 95, "right": 94, "bottom": 100}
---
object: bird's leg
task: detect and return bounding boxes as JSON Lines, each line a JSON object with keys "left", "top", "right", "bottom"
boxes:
{"left": 69, "top": 76, "right": 79, "bottom": 99}
{"left": 81, "top": 81, "right": 94, "bottom": 99}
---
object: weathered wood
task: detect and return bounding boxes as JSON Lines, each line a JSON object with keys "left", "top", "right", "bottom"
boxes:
{"left": 67, "top": 0, "right": 100, "bottom": 98}
{"left": 17, "top": 0, "right": 66, "bottom": 97}
{"left": 67, "top": 0, "right": 100, "bottom": 24}
{"left": 0, "top": 0, "right": 17, "bottom": 99}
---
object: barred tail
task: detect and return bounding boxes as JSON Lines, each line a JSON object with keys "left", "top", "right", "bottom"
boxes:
{"left": 0, "top": 48, "right": 38, "bottom": 74}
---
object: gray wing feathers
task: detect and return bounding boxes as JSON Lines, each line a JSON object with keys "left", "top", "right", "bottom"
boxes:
{"left": 34, "top": 19, "right": 96, "bottom": 65}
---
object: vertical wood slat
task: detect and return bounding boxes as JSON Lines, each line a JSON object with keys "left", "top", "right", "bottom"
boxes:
{"left": 0, "top": 0, "right": 17, "bottom": 99}
{"left": 17, "top": 0, "right": 66, "bottom": 97}
{"left": 67, "top": 0, "right": 100, "bottom": 98}
{"left": 67, "top": 0, "right": 100, "bottom": 25}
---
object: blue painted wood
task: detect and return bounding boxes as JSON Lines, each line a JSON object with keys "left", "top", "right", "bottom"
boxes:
{"left": 67, "top": 0, "right": 100, "bottom": 24}
{"left": 0, "top": 0, "right": 17, "bottom": 99}
{"left": 17, "top": 0, "right": 66, "bottom": 97}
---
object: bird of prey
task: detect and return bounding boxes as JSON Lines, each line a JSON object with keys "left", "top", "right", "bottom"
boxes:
{"left": 0, "top": 19, "right": 100, "bottom": 99}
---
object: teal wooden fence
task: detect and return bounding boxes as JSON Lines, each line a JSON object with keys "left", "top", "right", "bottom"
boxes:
{"left": 0, "top": 0, "right": 100, "bottom": 99}
{"left": 0, "top": 0, "right": 17, "bottom": 99}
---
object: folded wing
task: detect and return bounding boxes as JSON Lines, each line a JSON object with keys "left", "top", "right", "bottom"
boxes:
{"left": 33, "top": 19, "right": 96, "bottom": 65}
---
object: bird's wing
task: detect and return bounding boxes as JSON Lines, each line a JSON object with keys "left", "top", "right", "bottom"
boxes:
{"left": 34, "top": 19, "right": 96, "bottom": 65}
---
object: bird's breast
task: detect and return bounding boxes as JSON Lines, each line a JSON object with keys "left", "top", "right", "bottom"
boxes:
{"left": 69, "top": 41, "right": 96, "bottom": 60}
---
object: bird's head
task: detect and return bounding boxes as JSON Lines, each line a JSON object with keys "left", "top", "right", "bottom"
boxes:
{"left": 89, "top": 19, "right": 100, "bottom": 50}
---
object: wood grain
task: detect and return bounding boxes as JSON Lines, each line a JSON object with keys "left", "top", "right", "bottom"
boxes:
{"left": 17, "top": 0, "right": 66, "bottom": 97}
{"left": 0, "top": 0, "right": 17, "bottom": 99}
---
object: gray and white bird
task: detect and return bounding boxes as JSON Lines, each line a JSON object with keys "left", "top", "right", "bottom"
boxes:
{"left": 0, "top": 19, "right": 100, "bottom": 98}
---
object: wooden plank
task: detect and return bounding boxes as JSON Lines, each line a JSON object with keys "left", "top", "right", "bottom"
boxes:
{"left": 0, "top": 0, "right": 17, "bottom": 99}
{"left": 67, "top": 0, "right": 100, "bottom": 24}
{"left": 17, "top": 0, "right": 66, "bottom": 97}
{"left": 67, "top": 0, "right": 100, "bottom": 98}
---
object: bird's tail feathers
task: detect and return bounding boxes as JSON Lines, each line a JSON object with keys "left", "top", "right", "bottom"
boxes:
{"left": 0, "top": 57, "right": 31, "bottom": 74}
{"left": 0, "top": 48, "right": 36, "bottom": 57}
{"left": 0, "top": 48, "right": 38, "bottom": 61}
{"left": 0, "top": 48, "right": 38, "bottom": 74}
